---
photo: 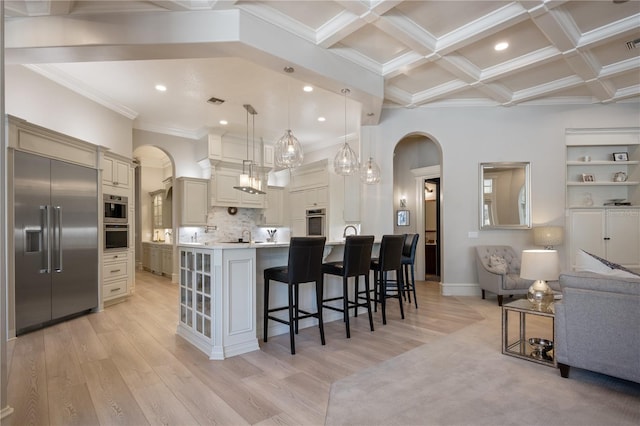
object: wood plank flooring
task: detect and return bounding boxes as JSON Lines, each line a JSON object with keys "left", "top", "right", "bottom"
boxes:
{"left": 6, "top": 270, "right": 484, "bottom": 426}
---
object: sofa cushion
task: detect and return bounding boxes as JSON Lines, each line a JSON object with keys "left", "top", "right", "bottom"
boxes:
{"left": 576, "top": 249, "right": 640, "bottom": 279}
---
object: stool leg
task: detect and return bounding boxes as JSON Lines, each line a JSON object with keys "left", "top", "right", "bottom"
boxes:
{"left": 410, "top": 263, "right": 417, "bottom": 309}
{"left": 294, "top": 284, "right": 299, "bottom": 334}
{"left": 316, "top": 278, "right": 326, "bottom": 345}
{"left": 403, "top": 264, "right": 410, "bottom": 303}
{"left": 343, "top": 276, "right": 350, "bottom": 338}
{"left": 288, "top": 284, "right": 296, "bottom": 355}
{"left": 263, "top": 276, "right": 270, "bottom": 342}
{"left": 381, "top": 270, "right": 387, "bottom": 325}
{"left": 397, "top": 268, "right": 405, "bottom": 320}
{"left": 364, "top": 274, "right": 374, "bottom": 332}
{"left": 354, "top": 277, "right": 359, "bottom": 318}
{"left": 374, "top": 269, "right": 379, "bottom": 313}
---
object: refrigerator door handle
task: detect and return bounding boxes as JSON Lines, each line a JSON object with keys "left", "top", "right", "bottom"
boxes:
{"left": 40, "top": 205, "right": 51, "bottom": 274}
{"left": 54, "top": 206, "right": 63, "bottom": 273}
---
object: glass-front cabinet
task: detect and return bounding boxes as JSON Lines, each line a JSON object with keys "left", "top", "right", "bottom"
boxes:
{"left": 178, "top": 245, "right": 259, "bottom": 359}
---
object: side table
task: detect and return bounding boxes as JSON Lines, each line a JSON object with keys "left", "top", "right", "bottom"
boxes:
{"left": 502, "top": 299, "right": 556, "bottom": 367}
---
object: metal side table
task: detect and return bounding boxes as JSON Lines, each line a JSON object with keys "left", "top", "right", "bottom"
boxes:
{"left": 502, "top": 299, "right": 556, "bottom": 367}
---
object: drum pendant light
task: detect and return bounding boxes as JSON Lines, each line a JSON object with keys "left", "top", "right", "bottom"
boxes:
{"left": 274, "top": 66, "right": 303, "bottom": 169}
{"left": 334, "top": 88, "right": 359, "bottom": 176}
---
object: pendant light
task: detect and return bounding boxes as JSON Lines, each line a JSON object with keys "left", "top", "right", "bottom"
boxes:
{"left": 274, "top": 66, "right": 303, "bottom": 169}
{"left": 234, "top": 104, "right": 265, "bottom": 194}
{"left": 334, "top": 88, "right": 359, "bottom": 176}
{"left": 360, "top": 127, "right": 381, "bottom": 184}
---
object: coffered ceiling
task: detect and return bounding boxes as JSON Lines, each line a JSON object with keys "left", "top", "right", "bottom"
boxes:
{"left": 4, "top": 1, "right": 640, "bottom": 150}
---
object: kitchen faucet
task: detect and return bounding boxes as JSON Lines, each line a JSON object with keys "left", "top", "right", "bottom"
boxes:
{"left": 343, "top": 225, "right": 358, "bottom": 238}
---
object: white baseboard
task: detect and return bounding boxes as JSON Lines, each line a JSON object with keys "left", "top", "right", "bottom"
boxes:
{"left": 441, "top": 282, "right": 482, "bottom": 297}
{"left": 1, "top": 406, "right": 14, "bottom": 420}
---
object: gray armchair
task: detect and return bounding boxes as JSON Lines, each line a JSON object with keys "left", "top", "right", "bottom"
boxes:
{"left": 475, "top": 245, "right": 558, "bottom": 306}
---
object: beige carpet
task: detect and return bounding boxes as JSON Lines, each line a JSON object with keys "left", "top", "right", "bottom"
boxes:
{"left": 325, "top": 297, "right": 640, "bottom": 426}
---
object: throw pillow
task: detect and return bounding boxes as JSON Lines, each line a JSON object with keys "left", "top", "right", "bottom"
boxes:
{"left": 488, "top": 255, "right": 508, "bottom": 274}
{"left": 576, "top": 249, "right": 640, "bottom": 279}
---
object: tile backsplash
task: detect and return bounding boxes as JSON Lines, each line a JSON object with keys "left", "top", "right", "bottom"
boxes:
{"left": 179, "top": 206, "right": 289, "bottom": 244}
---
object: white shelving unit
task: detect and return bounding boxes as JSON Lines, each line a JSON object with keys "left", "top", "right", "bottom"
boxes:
{"left": 565, "top": 128, "right": 640, "bottom": 271}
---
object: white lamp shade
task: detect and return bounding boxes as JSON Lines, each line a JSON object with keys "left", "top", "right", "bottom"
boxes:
{"left": 520, "top": 250, "right": 560, "bottom": 281}
{"left": 533, "top": 226, "right": 563, "bottom": 247}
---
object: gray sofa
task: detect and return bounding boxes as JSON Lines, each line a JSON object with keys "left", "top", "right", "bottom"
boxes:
{"left": 554, "top": 271, "right": 640, "bottom": 383}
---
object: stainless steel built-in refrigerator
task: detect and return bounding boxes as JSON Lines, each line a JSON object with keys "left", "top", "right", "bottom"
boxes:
{"left": 14, "top": 150, "right": 99, "bottom": 334}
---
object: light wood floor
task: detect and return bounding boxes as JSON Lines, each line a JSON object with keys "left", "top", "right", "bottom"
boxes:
{"left": 6, "top": 270, "right": 485, "bottom": 426}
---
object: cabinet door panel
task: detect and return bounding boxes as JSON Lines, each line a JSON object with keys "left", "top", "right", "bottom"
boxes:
{"left": 570, "top": 210, "right": 605, "bottom": 266}
{"left": 606, "top": 209, "right": 640, "bottom": 266}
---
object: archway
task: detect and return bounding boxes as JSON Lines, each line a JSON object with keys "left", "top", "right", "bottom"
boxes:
{"left": 132, "top": 145, "right": 176, "bottom": 281}
{"left": 392, "top": 134, "right": 442, "bottom": 282}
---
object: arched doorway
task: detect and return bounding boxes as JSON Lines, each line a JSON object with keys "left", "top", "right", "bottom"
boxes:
{"left": 392, "top": 134, "right": 442, "bottom": 282}
{"left": 132, "top": 145, "right": 176, "bottom": 281}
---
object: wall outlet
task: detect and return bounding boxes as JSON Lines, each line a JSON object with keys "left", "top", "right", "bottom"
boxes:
{"left": 468, "top": 231, "right": 479, "bottom": 239}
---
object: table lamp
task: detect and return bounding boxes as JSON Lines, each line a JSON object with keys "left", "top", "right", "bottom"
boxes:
{"left": 533, "top": 226, "right": 563, "bottom": 250}
{"left": 520, "top": 249, "right": 559, "bottom": 308}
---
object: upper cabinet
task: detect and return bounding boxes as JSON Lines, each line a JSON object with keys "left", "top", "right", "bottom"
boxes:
{"left": 261, "top": 186, "right": 285, "bottom": 226}
{"left": 565, "top": 128, "right": 639, "bottom": 208}
{"left": 211, "top": 168, "right": 265, "bottom": 208}
{"left": 151, "top": 189, "right": 172, "bottom": 229}
{"left": 176, "top": 177, "right": 209, "bottom": 226}
{"left": 103, "top": 153, "right": 131, "bottom": 190}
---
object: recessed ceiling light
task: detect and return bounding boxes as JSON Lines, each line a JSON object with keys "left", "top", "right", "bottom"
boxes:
{"left": 219, "top": 120, "right": 228, "bottom": 125}
{"left": 494, "top": 42, "right": 509, "bottom": 51}
{"left": 155, "top": 84, "right": 167, "bottom": 92}
{"left": 317, "top": 117, "right": 326, "bottom": 122}
{"left": 303, "top": 85, "right": 313, "bottom": 92}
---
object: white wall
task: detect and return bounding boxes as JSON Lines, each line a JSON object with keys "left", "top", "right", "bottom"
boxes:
{"left": 363, "top": 103, "right": 640, "bottom": 295}
{"left": 5, "top": 66, "right": 133, "bottom": 157}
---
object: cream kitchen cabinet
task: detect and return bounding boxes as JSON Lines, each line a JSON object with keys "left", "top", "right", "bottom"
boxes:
{"left": 211, "top": 169, "right": 265, "bottom": 208}
{"left": 151, "top": 189, "right": 172, "bottom": 229}
{"left": 103, "top": 251, "right": 130, "bottom": 302}
{"left": 142, "top": 242, "right": 173, "bottom": 277}
{"left": 102, "top": 153, "right": 131, "bottom": 190}
{"left": 176, "top": 177, "right": 209, "bottom": 226}
{"left": 568, "top": 208, "right": 640, "bottom": 270}
{"left": 261, "top": 186, "right": 285, "bottom": 226}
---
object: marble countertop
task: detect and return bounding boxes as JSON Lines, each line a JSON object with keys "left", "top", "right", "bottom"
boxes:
{"left": 178, "top": 240, "right": 346, "bottom": 249}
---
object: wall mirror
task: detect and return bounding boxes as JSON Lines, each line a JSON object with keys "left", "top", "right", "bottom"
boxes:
{"left": 479, "top": 162, "right": 531, "bottom": 229}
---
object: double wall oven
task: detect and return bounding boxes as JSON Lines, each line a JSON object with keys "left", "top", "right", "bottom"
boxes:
{"left": 104, "top": 194, "right": 129, "bottom": 251}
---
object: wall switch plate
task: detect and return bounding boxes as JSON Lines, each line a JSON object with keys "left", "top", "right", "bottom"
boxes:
{"left": 468, "top": 231, "right": 479, "bottom": 239}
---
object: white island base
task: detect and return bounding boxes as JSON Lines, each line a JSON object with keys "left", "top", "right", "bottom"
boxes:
{"left": 177, "top": 242, "right": 350, "bottom": 359}
{"left": 177, "top": 244, "right": 260, "bottom": 360}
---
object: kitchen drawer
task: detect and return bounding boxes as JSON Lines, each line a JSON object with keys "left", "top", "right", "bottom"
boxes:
{"left": 103, "top": 260, "right": 128, "bottom": 280}
{"left": 104, "top": 251, "right": 128, "bottom": 263}
{"left": 104, "top": 279, "right": 128, "bottom": 299}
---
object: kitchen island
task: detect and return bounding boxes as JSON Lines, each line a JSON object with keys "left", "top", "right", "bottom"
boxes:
{"left": 177, "top": 241, "right": 347, "bottom": 359}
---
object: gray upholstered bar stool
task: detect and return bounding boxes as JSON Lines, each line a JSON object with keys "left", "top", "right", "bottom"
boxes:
{"left": 370, "top": 234, "right": 405, "bottom": 325}
{"left": 321, "top": 235, "right": 375, "bottom": 338}
{"left": 263, "top": 237, "right": 326, "bottom": 355}
{"left": 401, "top": 233, "right": 420, "bottom": 308}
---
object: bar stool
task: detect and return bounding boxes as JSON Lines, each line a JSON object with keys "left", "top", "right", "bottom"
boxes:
{"left": 322, "top": 235, "right": 375, "bottom": 338}
{"left": 401, "top": 233, "right": 420, "bottom": 308}
{"left": 370, "top": 234, "right": 405, "bottom": 325}
{"left": 263, "top": 237, "right": 326, "bottom": 355}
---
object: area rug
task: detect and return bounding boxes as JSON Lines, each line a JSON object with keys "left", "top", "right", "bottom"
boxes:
{"left": 325, "top": 300, "right": 640, "bottom": 426}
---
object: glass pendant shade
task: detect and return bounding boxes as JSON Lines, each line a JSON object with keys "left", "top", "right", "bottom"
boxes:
{"left": 361, "top": 157, "right": 381, "bottom": 184}
{"left": 234, "top": 104, "right": 265, "bottom": 195}
{"left": 274, "top": 129, "right": 303, "bottom": 169}
{"left": 334, "top": 142, "right": 359, "bottom": 176}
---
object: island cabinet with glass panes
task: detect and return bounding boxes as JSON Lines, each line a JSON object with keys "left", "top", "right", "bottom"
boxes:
{"left": 565, "top": 128, "right": 640, "bottom": 272}
{"left": 177, "top": 244, "right": 259, "bottom": 360}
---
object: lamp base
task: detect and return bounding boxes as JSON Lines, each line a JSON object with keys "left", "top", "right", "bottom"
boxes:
{"left": 527, "top": 280, "right": 554, "bottom": 309}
